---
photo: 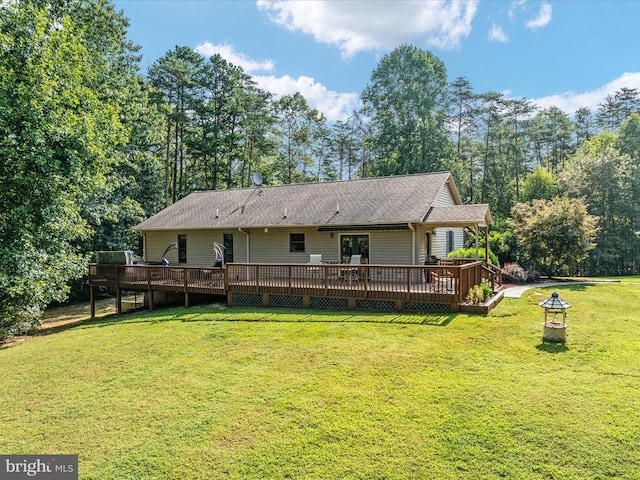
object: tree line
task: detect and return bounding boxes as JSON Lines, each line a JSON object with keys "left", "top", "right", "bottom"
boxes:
{"left": 1, "top": 0, "right": 639, "bottom": 336}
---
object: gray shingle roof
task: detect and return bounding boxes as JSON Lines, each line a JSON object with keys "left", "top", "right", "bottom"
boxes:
{"left": 134, "top": 172, "right": 488, "bottom": 231}
{"left": 425, "top": 204, "right": 493, "bottom": 226}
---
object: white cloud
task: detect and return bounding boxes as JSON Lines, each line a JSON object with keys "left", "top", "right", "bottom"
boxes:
{"left": 525, "top": 2, "right": 552, "bottom": 29}
{"left": 488, "top": 23, "right": 509, "bottom": 43}
{"left": 257, "top": 0, "right": 478, "bottom": 57}
{"left": 533, "top": 72, "right": 640, "bottom": 114}
{"left": 194, "top": 42, "right": 358, "bottom": 122}
{"left": 194, "top": 42, "right": 275, "bottom": 73}
{"left": 254, "top": 74, "right": 360, "bottom": 122}
{"left": 508, "top": 0, "right": 526, "bottom": 22}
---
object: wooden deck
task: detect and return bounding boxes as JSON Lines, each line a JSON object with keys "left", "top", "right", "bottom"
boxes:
{"left": 88, "top": 260, "right": 502, "bottom": 315}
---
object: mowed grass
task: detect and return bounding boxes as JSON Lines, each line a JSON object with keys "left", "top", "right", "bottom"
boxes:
{"left": 2, "top": 281, "right": 640, "bottom": 479}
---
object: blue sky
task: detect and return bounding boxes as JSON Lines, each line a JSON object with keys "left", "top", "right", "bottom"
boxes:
{"left": 113, "top": 0, "right": 640, "bottom": 121}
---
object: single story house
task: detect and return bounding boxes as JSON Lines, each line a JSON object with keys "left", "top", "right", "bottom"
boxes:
{"left": 133, "top": 172, "right": 492, "bottom": 267}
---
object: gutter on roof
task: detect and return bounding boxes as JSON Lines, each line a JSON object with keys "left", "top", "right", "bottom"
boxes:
{"left": 317, "top": 224, "right": 411, "bottom": 232}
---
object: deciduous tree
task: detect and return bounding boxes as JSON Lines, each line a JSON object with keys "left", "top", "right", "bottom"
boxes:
{"left": 0, "top": 0, "right": 141, "bottom": 336}
{"left": 559, "top": 138, "right": 640, "bottom": 275}
{"left": 510, "top": 197, "right": 598, "bottom": 276}
{"left": 520, "top": 167, "right": 558, "bottom": 202}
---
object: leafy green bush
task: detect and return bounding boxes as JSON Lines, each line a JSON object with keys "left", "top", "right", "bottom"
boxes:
{"left": 466, "top": 282, "right": 493, "bottom": 304}
{"left": 447, "top": 247, "right": 500, "bottom": 267}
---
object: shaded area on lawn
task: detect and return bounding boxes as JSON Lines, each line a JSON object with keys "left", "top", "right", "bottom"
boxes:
{"left": 75, "top": 305, "right": 457, "bottom": 329}
{"left": 6, "top": 281, "right": 613, "bottom": 349}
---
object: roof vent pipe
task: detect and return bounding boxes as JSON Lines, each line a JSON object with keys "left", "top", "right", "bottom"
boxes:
{"left": 283, "top": 208, "right": 287, "bottom": 218}
{"left": 336, "top": 203, "right": 339, "bottom": 213}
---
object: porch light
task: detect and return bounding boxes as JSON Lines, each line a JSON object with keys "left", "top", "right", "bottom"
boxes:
{"left": 540, "top": 291, "right": 571, "bottom": 343}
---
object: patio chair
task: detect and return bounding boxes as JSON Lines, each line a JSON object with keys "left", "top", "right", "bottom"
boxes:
{"left": 431, "top": 267, "right": 455, "bottom": 293}
{"left": 308, "top": 254, "right": 322, "bottom": 278}
{"left": 341, "top": 255, "right": 362, "bottom": 284}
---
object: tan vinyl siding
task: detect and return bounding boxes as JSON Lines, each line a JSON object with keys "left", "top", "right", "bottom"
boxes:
{"left": 144, "top": 231, "right": 177, "bottom": 263}
{"left": 430, "top": 227, "right": 464, "bottom": 258}
{"left": 432, "top": 228, "right": 447, "bottom": 258}
{"left": 432, "top": 183, "right": 457, "bottom": 207}
{"left": 416, "top": 224, "right": 454, "bottom": 261}
{"left": 247, "top": 228, "right": 339, "bottom": 264}
{"left": 144, "top": 228, "right": 419, "bottom": 266}
{"left": 416, "top": 224, "right": 429, "bottom": 264}
{"left": 238, "top": 229, "right": 411, "bottom": 265}
{"left": 144, "top": 230, "right": 248, "bottom": 265}
{"left": 368, "top": 231, "right": 413, "bottom": 265}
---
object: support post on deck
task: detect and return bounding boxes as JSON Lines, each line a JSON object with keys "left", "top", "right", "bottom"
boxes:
{"left": 146, "top": 267, "right": 153, "bottom": 311}
{"left": 115, "top": 266, "right": 121, "bottom": 315}
{"left": 184, "top": 269, "right": 190, "bottom": 308}
{"left": 90, "top": 285, "right": 95, "bottom": 319}
{"left": 116, "top": 288, "right": 122, "bottom": 315}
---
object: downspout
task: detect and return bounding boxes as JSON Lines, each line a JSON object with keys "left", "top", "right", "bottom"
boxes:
{"left": 238, "top": 228, "right": 250, "bottom": 263}
{"left": 408, "top": 223, "right": 416, "bottom": 265}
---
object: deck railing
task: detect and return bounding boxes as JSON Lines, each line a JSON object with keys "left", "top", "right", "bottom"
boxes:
{"left": 88, "top": 259, "right": 501, "bottom": 314}
{"left": 88, "top": 264, "right": 227, "bottom": 296}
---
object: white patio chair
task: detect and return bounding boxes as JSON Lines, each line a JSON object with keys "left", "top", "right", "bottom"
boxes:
{"left": 308, "top": 254, "right": 322, "bottom": 279}
{"left": 341, "top": 254, "right": 362, "bottom": 284}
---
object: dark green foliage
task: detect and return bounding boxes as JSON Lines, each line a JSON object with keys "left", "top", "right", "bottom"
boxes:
{"left": 559, "top": 139, "right": 640, "bottom": 275}
{"left": 148, "top": 49, "right": 278, "bottom": 197}
{"left": 361, "top": 44, "right": 452, "bottom": 176}
{"left": 510, "top": 197, "right": 599, "bottom": 276}
{"left": 488, "top": 227, "right": 519, "bottom": 266}
{"left": 596, "top": 87, "right": 640, "bottom": 131}
{"left": 272, "top": 93, "right": 325, "bottom": 184}
{"left": 447, "top": 248, "right": 500, "bottom": 267}
{"left": 0, "top": 0, "right": 143, "bottom": 335}
{"left": 616, "top": 112, "right": 640, "bottom": 159}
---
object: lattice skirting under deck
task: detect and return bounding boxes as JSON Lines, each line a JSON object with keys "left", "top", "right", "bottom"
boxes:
{"left": 269, "top": 295, "right": 304, "bottom": 308}
{"left": 404, "top": 302, "right": 452, "bottom": 312}
{"left": 231, "top": 292, "right": 262, "bottom": 306}
{"left": 310, "top": 297, "right": 349, "bottom": 310}
{"left": 231, "top": 291, "right": 453, "bottom": 313}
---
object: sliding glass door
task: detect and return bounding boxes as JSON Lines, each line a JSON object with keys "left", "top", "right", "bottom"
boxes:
{"left": 340, "top": 235, "right": 369, "bottom": 263}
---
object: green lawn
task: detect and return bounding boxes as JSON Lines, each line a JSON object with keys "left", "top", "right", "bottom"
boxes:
{"left": 2, "top": 281, "right": 640, "bottom": 479}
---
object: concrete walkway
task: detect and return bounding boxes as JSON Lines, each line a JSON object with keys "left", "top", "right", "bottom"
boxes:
{"left": 501, "top": 282, "right": 591, "bottom": 298}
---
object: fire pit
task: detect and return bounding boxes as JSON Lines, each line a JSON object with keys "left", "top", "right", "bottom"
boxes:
{"left": 540, "top": 291, "right": 571, "bottom": 343}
